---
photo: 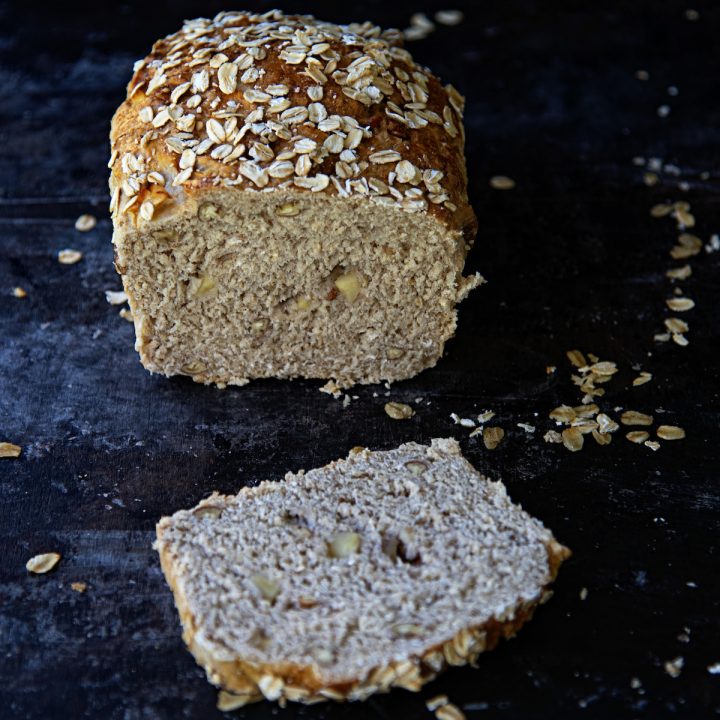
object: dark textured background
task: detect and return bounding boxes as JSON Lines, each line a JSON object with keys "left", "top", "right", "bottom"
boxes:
{"left": 0, "top": 1, "right": 718, "bottom": 718}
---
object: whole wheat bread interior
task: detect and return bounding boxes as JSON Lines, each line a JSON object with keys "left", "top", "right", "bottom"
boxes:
{"left": 109, "top": 10, "right": 482, "bottom": 388}
{"left": 155, "top": 439, "right": 570, "bottom": 705}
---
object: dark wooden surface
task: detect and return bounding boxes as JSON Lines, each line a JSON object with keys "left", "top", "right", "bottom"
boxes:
{"left": 1, "top": 1, "right": 719, "bottom": 718}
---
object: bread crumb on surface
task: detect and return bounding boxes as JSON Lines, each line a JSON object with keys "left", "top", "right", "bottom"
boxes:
{"left": 664, "top": 656, "right": 684, "bottom": 678}
{"left": 12, "top": 286, "right": 27, "bottom": 298}
{"left": 71, "top": 582, "right": 87, "bottom": 593}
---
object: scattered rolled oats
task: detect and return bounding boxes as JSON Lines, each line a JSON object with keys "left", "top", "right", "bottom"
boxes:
{"left": 544, "top": 430, "right": 562, "bottom": 443}
{"left": 644, "top": 440, "right": 661, "bottom": 451}
{"left": 489, "top": 175, "right": 515, "bottom": 190}
{"left": 657, "top": 425, "right": 685, "bottom": 440}
{"left": 561, "top": 427, "right": 583, "bottom": 452}
{"left": 384, "top": 402, "right": 415, "bottom": 420}
{"left": 672, "top": 333, "right": 689, "bottom": 347}
{"left": 74, "top": 214, "right": 96, "bottom": 232}
{"left": 665, "top": 317, "right": 689, "bottom": 334}
{"left": 566, "top": 349, "right": 587, "bottom": 368}
{"left": 591, "top": 429, "right": 612, "bottom": 445}
{"left": 426, "top": 694, "right": 449, "bottom": 711}
{"left": 26, "top": 552, "right": 61, "bottom": 574}
{"left": 596, "top": 414, "right": 619, "bottom": 433}
{"left": 483, "top": 426, "right": 505, "bottom": 450}
{"left": 590, "top": 361, "right": 618, "bottom": 376}
{"left": 435, "top": 702, "right": 466, "bottom": 720}
{"left": 119, "top": 308, "right": 134, "bottom": 322}
{"left": 632, "top": 371, "right": 653, "bottom": 386}
{"left": 0, "top": 442, "right": 22, "bottom": 458}
{"left": 12, "top": 287, "right": 27, "bottom": 298}
{"left": 626, "top": 431, "right": 650, "bottom": 444}
{"left": 434, "top": 10, "right": 464, "bottom": 25}
{"left": 670, "top": 235, "right": 702, "bottom": 260}
{"left": 517, "top": 423, "right": 536, "bottom": 433}
{"left": 620, "top": 410, "right": 653, "bottom": 426}
{"left": 550, "top": 405, "right": 576, "bottom": 424}
{"left": 665, "top": 297, "right": 695, "bottom": 312}
{"left": 650, "top": 203, "right": 673, "bottom": 218}
{"left": 666, "top": 264, "right": 692, "bottom": 280}
{"left": 58, "top": 249, "right": 83, "bottom": 265}
{"left": 71, "top": 581, "right": 87, "bottom": 593}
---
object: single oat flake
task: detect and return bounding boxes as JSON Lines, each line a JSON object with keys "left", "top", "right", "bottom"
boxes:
{"left": 489, "top": 175, "right": 515, "bottom": 190}
{"left": 0, "top": 442, "right": 21, "bottom": 458}
{"left": 562, "top": 427, "right": 584, "bottom": 452}
{"left": 26, "top": 552, "right": 61, "bottom": 574}
{"left": 657, "top": 425, "right": 685, "bottom": 440}
{"left": 12, "top": 287, "right": 27, "bottom": 298}
{"left": 435, "top": 702, "right": 466, "bottom": 720}
{"left": 626, "top": 431, "right": 649, "bottom": 444}
{"left": 58, "top": 249, "right": 83, "bottom": 265}
{"left": 483, "top": 426, "right": 505, "bottom": 450}
{"left": 384, "top": 402, "right": 415, "bottom": 420}
{"left": 666, "top": 297, "right": 695, "bottom": 312}
{"left": 632, "top": 372, "right": 653, "bottom": 387}
{"left": 620, "top": 410, "right": 653, "bottom": 426}
{"left": 426, "top": 695, "right": 449, "bottom": 711}
{"left": 74, "top": 213, "right": 97, "bottom": 232}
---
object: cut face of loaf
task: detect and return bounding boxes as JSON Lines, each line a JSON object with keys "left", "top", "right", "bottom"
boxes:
{"left": 109, "top": 10, "right": 482, "bottom": 387}
{"left": 155, "top": 439, "right": 570, "bottom": 706}
{"left": 116, "top": 190, "right": 480, "bottom": 386}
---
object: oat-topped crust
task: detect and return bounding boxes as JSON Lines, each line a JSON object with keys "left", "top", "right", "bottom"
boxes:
{"left": 109, "top": 9, "right": 475, "bottom": 237}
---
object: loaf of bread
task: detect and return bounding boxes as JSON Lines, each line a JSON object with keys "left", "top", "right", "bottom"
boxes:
{"left": 155, "top": 439, "right": 570, "bottom": 707}
{"left": 109, "top": 10, "right": 482, "bottom": 387}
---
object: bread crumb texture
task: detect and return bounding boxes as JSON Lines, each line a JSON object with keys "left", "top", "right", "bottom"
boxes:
{"left": 155, "top": 438, "right": 569, "bottom": 706}
{"left": 109, "top": 10, "right": 482, "bottom": 387}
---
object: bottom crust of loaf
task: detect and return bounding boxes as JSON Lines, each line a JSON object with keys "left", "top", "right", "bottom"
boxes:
{"left": 157, "top": 537, "right": 570, "bottom": 708}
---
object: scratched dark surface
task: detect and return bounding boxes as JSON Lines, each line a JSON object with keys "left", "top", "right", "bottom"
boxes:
{"left": 0, "top": 1, "right": 718, "bottom": 718}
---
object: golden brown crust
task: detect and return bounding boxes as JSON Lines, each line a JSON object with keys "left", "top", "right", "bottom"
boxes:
{"left": 108, "top": 9, "right": 476, "bottom": 242}
{"left": 156, "top": 518, "right": 570, "bottom": 708}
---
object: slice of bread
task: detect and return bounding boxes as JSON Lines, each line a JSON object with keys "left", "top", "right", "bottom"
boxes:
{"left": 155, "top": 439, "right": 570, "bottom": 707}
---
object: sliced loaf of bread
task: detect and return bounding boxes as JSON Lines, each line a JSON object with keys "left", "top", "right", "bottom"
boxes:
{"left": 155, "top": 439, "right": 570, "bottom": 707}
